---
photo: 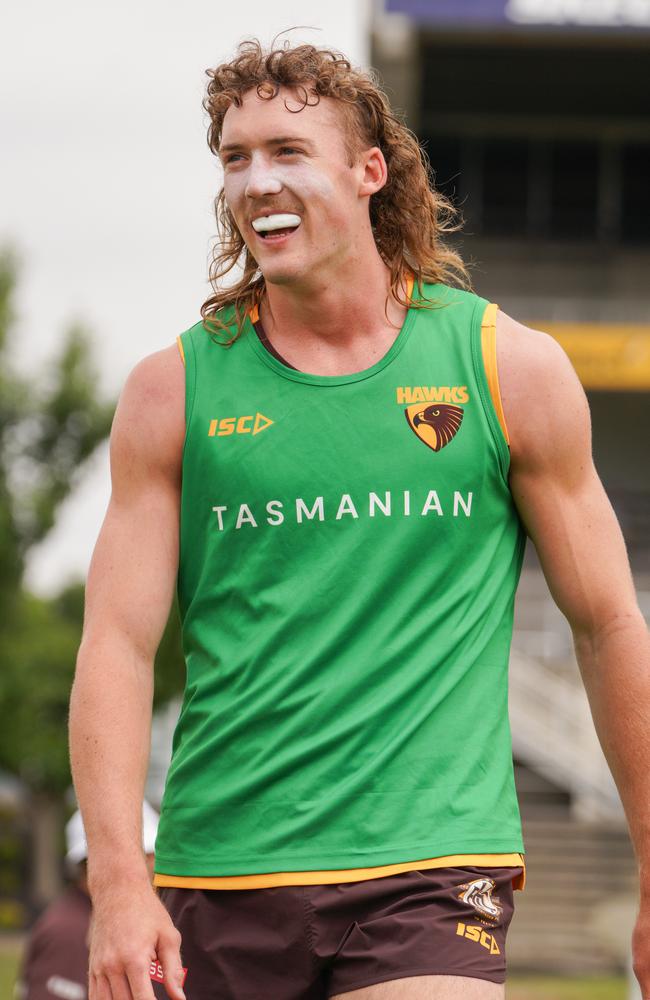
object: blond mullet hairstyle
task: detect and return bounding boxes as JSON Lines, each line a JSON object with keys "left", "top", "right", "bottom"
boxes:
{"left": 200, "top": 38, "right": 472, "bottom": 345}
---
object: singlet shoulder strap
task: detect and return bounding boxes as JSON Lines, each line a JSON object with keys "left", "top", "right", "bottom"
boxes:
{"left": 480, "top": 303, "right": 510, "bottom": 447}
{"left": 176, "top": 334, "right": 186, "bottom": 367}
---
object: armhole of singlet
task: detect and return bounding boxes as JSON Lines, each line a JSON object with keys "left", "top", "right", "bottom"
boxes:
{"left": 175, "top": 329, "right": 196, "bottom": 457}
{"left": 480, "top": 303, "right": 510, "bottom": 447}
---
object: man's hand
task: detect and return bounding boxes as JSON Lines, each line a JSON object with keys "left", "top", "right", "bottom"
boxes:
{"left": 89, "top": 880, "right": 185, "bottom": 1000}
{"left": 633, "top": 897, "right": 650, "bottom": 998}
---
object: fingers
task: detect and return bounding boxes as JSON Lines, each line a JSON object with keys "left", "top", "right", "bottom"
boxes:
{"left": 156, "top": 927, "right": 186, "bottom": 1000}
{"left": 91, "top": 959, "right": 157, "bottom": 1000}
{"left": 124, "top": 962, "right": 159, "bottom": 1000}
{"left": 105, "top": 972, "right": 134, "bottom": 1000}
{"left": 91, "top": 974, "right": 114, "bottom": 1000}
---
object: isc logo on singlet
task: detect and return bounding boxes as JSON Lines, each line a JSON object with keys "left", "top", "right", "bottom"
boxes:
{"left": 208, "top": 413, "right": 273, "bottom": 437}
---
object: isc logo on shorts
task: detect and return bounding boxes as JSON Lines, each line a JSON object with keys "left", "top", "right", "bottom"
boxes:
{"left": 456, "top": 921, "right": 501, "bottom": 955}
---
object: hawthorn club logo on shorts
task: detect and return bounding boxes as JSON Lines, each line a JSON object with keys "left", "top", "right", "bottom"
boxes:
{"left": 396, "top": 386, "right": 468, "bottom": 453}
{"left": 457, "top": 877, "right": 503, "bottom": 923}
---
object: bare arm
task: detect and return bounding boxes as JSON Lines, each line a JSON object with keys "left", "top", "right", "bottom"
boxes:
{"left": 497, "top": 311, "right": 650, "bottom": 989}
{"left": 69, "top": 344, "right": 185, "bottom": 1000}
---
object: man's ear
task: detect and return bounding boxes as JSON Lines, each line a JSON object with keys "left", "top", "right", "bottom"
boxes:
{"left": 358, "top": 146, "right": 387, "bottom": 198}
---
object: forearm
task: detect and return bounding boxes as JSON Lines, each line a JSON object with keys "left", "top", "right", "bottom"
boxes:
{"left": 69, "top": 633, "right": 154, "bottom": 894}
{"left": 574, "top": 610, "right": 650, "bottom": 877}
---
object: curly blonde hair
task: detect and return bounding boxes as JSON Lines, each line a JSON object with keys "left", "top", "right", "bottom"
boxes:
{"left": 201, "top": 37, "right": 471, "bottom": 344}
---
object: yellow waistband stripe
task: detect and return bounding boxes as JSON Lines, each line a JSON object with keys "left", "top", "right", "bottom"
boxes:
{"left": 480, "top": 303, "right": 509, "bottom": 446}
{"left": 154, "top": 852, "right": 525, "bottom": 891}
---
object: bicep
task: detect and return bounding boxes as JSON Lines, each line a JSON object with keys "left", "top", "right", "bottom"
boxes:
{"left": 83, "top": 483, "right": 179, "bottom": 661}
{"left": 510, "top": 447, "right": 636, "bottom": 638}
{"left": 81, "top": 348, "right": 184, "bottom": 661}
{"left": 500, "top": 315, "right": 638, "bottom": 636}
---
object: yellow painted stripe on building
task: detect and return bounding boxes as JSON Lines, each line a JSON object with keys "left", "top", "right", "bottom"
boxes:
{"left": 154, "top": 853, "right": 526, "bottom": 891}
{"left": 536, "top": 323, "right": 650, "bottom": 390}
{"left": 481, "top": 303, "right": 510, "bottom": 446}
{"left": 176, "top": 335, "right": 185, "bottom": 367}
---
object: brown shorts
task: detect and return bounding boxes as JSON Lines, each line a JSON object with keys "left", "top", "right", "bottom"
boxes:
{"left": 156, "top": 865, "right": 522, "bottom": 999}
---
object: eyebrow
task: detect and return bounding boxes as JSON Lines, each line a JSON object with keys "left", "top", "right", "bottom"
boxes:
{"left": 218, "top": 135, "right": 315, "bottom": 155}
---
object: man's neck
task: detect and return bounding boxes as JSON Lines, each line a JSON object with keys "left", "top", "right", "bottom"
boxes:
{"left": 259, "top": 255, "right": 409, "bottom": 376}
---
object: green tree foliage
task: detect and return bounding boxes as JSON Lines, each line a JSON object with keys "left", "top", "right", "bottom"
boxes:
{"left": 0, "top": 245, "right": 184, "bottom": 799}
{"left": 0, "top": 245, "right": 185, "bottom": 913}
{"left": 0, "top": 249, "right": 113, "bottom": 596}
{"left": 0, "top": 587, "right": 84, "bottom": 794}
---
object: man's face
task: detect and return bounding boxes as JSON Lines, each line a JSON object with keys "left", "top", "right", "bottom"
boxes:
{"left": 219, "top": 86, "right": 370, "bottom": 286}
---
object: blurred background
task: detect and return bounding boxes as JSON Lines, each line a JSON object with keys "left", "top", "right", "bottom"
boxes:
{"left": 1, "top": 1, "right": 648, "bottom": 997}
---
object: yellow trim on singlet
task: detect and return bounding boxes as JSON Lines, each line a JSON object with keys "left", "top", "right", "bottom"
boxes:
{"left": 480, "top": 303, "right": 510, "bottom": 446}
{"left": 154, "top": 853, "right": 525, "bottom": 892}
{"left": 176, "top": 335, "right": 185, "bottom": 367}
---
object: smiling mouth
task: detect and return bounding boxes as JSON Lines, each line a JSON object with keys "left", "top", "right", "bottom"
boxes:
{"left": 252, "top": 213, "right": 301, "bottom": 240}
{"left": 258, "top": 227, "right": 298, "bottom": 240}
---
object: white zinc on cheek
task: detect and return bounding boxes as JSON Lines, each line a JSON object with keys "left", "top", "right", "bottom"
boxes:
{"left": 243, "top": 159, "right": 337, "bottom": 205}
{"left": 275, "top": 161, "right": 337, "bottom": 201}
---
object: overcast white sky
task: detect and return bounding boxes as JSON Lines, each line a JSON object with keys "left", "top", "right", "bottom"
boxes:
{"left": 1, "top": 0, "right": 371, "bottom": 594}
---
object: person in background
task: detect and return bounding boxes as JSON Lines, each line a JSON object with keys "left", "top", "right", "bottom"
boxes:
{"left": 16, "top": 801, "right": 159, "bottom": 1000}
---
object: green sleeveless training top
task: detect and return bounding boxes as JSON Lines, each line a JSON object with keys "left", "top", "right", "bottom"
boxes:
{"left": 154, "top": 282, "right": 526, "bottom": 876}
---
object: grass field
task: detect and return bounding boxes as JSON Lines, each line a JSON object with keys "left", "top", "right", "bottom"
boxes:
{"left": 506, "top": 977, "right": 626, "bottom": 999}
{"left": 0, "top": 940, "right": 21, "bottom": 999}
{"left": 0, "top": 942, "right": 629, "bottom": 999}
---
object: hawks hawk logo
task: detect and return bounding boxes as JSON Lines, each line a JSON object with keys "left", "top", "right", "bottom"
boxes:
{"left": 405, "top": 403, "right": 464, "bottom": 453}
{"left": 457, "top": 877, "right": 503, "bottom": 923}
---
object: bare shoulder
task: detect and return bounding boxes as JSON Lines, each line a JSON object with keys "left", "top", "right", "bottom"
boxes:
{"left": 495, "top": 309, "right": 590, "bottom": 470}
{"left": 111, "top": 343, "right": 185, "bottom": 484}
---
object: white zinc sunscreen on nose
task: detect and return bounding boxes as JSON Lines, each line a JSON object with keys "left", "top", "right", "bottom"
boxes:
{"left": 251, "top": 160, "right": 337, "bottom": 204}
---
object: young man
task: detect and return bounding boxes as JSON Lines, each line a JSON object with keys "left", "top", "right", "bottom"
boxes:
{"left": 69, "top": 40, "right": 650, "bottom": 1000}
